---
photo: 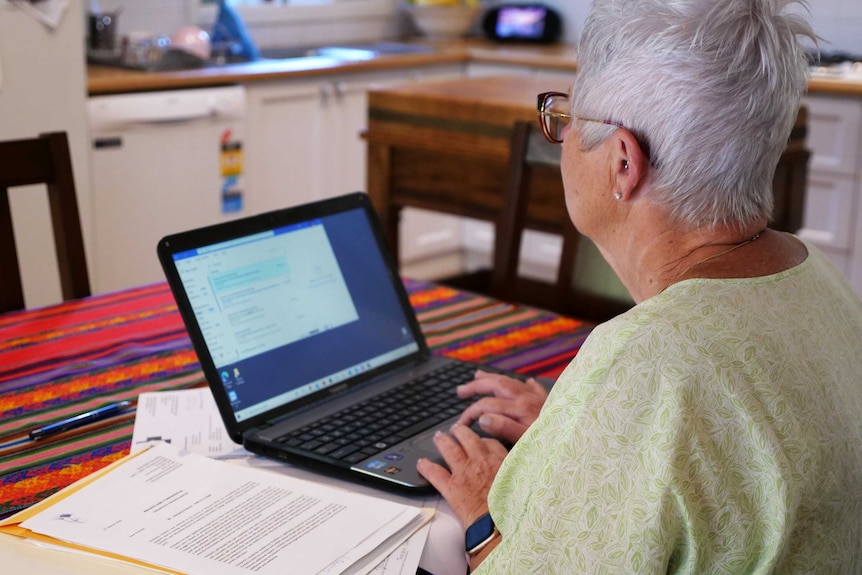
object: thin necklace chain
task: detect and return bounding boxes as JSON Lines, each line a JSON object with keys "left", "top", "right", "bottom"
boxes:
{"left": 659, "top": 230, "right": 765, "bottom": 295}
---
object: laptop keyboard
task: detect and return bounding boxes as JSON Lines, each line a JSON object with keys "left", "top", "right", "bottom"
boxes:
{"left": 274, "top": 362, "right": 482, "bottom": 464}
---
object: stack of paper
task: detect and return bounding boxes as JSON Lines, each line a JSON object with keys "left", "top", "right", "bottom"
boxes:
{"left": 0, "top": 443, "right": 431, "bottom": 575}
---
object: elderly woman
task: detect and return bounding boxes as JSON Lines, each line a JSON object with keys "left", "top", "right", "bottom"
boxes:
{"left": 417, "top": 0, "right": 862, "bottom": 572}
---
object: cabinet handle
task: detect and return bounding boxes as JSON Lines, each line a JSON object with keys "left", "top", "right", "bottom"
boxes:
{"left": 320, "top": 83, "right": 333, "bottom": 101}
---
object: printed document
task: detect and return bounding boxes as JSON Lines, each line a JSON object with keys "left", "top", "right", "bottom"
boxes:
{"left": 130, "top": 387, "right": 431, "bottom": 574}
{"left": 18, "top": 443, "right": 429, "bottom": 575}
{"left": 131, "top": 387, "right": 248, "bottom": 459}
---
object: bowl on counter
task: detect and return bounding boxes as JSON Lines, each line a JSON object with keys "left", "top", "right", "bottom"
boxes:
{"left": 404, "top": 4, "right": 482, "bottom": 39}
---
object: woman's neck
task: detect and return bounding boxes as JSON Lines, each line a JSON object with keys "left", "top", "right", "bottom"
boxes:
{"left": 597, "top": 211, "right": 771, "bottom": 302}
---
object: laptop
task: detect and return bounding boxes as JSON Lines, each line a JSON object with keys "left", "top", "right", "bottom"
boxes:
{"left": 157, "top": 192, "right": 526, "bottom": 493}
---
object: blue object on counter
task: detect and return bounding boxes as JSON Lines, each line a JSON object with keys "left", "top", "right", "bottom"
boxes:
{"left": 211, "top": 0, "right": 260, "bottom": 61}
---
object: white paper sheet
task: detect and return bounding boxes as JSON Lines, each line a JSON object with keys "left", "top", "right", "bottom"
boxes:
{"left": 131, "top": 388, "right": 248, "bottom": 459}
{"left": 21, "top": 444, "right": 426, "bottom": 575}
{"left": 130, "top": 388, "right": 466, "bottom": 574}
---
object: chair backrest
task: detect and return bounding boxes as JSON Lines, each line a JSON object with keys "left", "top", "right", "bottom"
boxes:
{"left": 489, "top": 109, "right": 811, "bottom": 322}
{"left": 0, "top": 132, "right": 90, "bottom": 313}
{"left": 488, "top": 121, "right": 632, "bottom": 323}
{"left": 770, "top": 106, "right": 810, "bottom": 233}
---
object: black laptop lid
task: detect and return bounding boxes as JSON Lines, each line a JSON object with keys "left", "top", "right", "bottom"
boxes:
{"left": 157, "top": 193, "right": 429, "bottom": 442}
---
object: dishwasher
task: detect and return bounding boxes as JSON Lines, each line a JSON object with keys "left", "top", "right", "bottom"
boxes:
{"left": 88, "top": 85, "right": 248, "bottom": 293}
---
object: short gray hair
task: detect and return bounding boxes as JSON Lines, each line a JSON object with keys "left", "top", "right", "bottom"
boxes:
{"left": 570, "top": 0, "right": 816, "bottom": 230}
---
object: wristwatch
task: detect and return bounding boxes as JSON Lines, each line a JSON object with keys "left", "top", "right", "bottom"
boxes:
{"left": 465, "top": 513, "right": 499, "bottom": 556}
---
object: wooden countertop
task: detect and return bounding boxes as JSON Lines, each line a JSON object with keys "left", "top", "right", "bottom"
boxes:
{"left": 808, "top": 75, "right": 862, "bottom": 97}
{"left": 87, "top": 38, "right": 862, "bottom": 98}
{"left": 365, "top": 75, "right": 566, "bottom": 161}
{"left": 368, "top": 74, "right": 557, "bottom": 126}
{"left": 87, "top": 40, "right": 578, "bottom": 95}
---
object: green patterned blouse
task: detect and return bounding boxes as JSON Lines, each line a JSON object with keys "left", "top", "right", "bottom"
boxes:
{"left": 478, "top": 244, "right": 862, "bottom": 574}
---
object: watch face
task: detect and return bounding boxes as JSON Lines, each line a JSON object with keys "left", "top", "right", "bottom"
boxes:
{"left": 465, "top": 513, "right": 496, "bottom": 551}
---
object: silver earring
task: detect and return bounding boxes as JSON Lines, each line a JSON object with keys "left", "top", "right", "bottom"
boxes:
{"left": 623, "top": 160, "right": 630, "bottom": 170}
{"left": 614, "top": 192, "right": 623, "bottom": 201}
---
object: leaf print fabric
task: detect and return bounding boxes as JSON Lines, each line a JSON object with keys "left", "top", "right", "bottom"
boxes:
{"left": 476, "top": 243, "right": 862, "bottom": 574}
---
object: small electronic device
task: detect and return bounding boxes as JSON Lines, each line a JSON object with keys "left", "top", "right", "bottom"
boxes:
{"left": 482, "top": 3, "right": 562, "bottom": 44}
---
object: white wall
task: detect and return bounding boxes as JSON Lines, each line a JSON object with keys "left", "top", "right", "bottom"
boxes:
{"left": 102, "top": 0, "right": 861, "bottom": 55}
{"left": 94, "top": 0, "right": 397, "bottom": 47}
{"left": 543, "top": 0, "right": 862, "bottom": 54}
{"left": 84, "top": 0, "right": 193, "bottom": 38}
{"left": 805, "top": 0, "right": 862, "bottom": 54}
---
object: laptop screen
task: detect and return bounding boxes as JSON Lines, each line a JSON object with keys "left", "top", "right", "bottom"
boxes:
{"left": 169, "top": 205, "right": 420, "bottom": 423}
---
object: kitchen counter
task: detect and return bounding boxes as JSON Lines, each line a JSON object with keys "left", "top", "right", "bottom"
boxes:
{"left": 88, "top": 39, "right": 862, "bottom": 97}
{"left": 808, "top": 75, "right": 862, "bottom": 97}
{"left": 87, "top": 40, "right": 578, "bottom": 95}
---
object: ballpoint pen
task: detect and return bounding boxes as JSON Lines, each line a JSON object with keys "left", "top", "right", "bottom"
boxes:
{"left": 29, "top": 400, "right": 134, "bottom": 440}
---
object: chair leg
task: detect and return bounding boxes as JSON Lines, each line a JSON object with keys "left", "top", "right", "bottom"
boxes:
{"left": 0, "top": 187, "right": 26, "bottom": 312}
{"left": 44, "top": 132, "right": 91, "bottom": 300}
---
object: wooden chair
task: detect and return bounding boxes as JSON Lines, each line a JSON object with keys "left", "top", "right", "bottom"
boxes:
{"left": 448, "top": 106, "right": 811, "bottom": 322}
{"left": 0, "top": 132, "right": 90, "bottom": 313}
{"left": 770, "top": 106, "right": 810, "bottom": 233}
{"left": 484, "top": 121, "right": 633, "bottom": 323}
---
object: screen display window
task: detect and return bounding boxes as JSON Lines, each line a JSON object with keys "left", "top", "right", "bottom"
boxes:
{"left": 171, "top": 208, "right": 420, "bottom": 422}
{"left": 495, "top": 6, "right": 547, "bottom": 39}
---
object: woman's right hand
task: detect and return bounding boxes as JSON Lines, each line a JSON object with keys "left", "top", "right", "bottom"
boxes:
{"left": 456, "top": 370, "right": 549, "bottom": 444}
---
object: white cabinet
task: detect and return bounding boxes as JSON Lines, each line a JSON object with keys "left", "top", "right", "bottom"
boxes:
{"left": 799, "top": 94, "right": 862, "bottom": 293}
{"left": 246, "top": 80, "right": 325, "bottom": 210}
{"left": 245, "top": 64, "right": 465, "bottom": 267}
{"left": 247, "top": 64, "right": 463, "bottom": 207}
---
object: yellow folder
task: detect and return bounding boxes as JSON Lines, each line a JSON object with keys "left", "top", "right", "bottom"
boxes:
{"left": 0, "top": 446, "right": 185, "bottom": 574}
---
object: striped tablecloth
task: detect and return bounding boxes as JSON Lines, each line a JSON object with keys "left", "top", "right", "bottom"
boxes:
{"left": 0, "top": 280, "right": 593, "bottom": 519}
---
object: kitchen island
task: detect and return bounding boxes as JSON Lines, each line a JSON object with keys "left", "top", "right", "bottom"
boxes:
{"left": 363, "top": 73, "right": 862, "bottom": 301}
{"left": 84, "top": 40, "right": 862, "bottom": 298}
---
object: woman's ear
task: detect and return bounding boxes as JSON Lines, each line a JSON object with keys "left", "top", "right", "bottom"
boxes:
{"left": 611, "top": 129, "right": 648, "bottom": 201}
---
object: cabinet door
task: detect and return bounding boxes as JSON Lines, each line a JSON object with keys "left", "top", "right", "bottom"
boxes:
{"left": 246, "top": 81, "right": 324, "bottom": 210}
{"left": 803, "top": 95, "right": 862, "bottom": 176}
{"left": 321, "top": 65, "right": 466, "bottom": 199}
{"left": 798, "top": 171, "right": 856, "bottom": 254}
{"left": 319, "top": 79, "right": 371, "bottom": 199}
{"left": 247, "top": 66, "right": 466, "bottom": 272}
{"left": 800, "top": 94, "right": 862, "bottom": 296}
{"left": 248, "top": 65, "right": 464, "bottom": 208}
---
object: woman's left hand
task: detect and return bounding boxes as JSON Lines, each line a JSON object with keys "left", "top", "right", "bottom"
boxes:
{"left": 416, "top": 423, "right": 508, "bottom": 529}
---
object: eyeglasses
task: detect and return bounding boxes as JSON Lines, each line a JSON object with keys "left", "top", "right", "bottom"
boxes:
{"left": 537, "top": 91, "right": 655, "bottom": 164}
{"left": 536, "top": 91, "right": 625, "bottom": 144}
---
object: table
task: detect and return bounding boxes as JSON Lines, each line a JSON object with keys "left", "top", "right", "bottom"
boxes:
{"left": 0, "top": 280, "right": 592, "bottom": 523}
{"left": 365, "top": 75, "right": 570, "bottom": 262}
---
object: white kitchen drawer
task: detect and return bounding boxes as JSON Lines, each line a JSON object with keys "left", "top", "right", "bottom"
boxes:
{"left": 798, "top": 170, "right": 857, "bottom": 250}
{"left": 803, "top": 94, "right": 862, "bottom": 176}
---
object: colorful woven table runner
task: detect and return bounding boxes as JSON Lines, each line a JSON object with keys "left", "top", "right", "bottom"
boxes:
{"left": 0, "top": 280, "right": 593, "bottom": 519}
